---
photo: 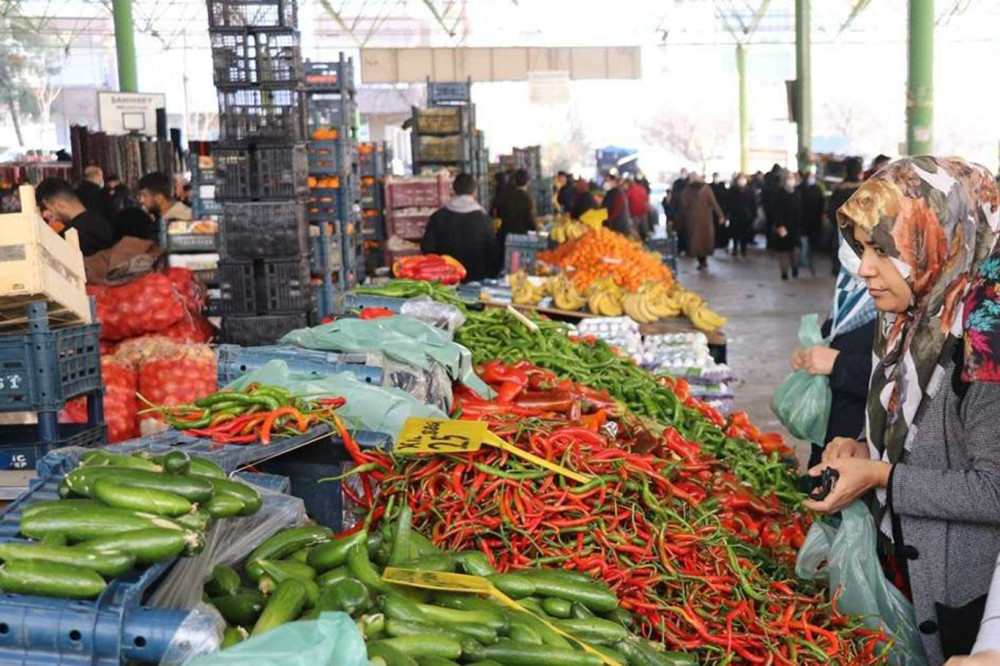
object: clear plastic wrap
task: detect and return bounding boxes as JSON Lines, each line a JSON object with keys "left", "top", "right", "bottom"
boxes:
{"left": 159, "top": 603, "right": 226, "bottom": 666}
{"left": 149, "top": 482, "right": 306, "bottom": 610}
{"left": 399, "top": 297, "right": 466, "bottom": 336}
{"left": 382, "top": 357, "right": 453, "bottom": 412}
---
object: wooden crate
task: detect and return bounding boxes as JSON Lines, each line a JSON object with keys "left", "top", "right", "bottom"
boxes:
{"left": 0, "top": 186, "right": 90, "bottom": 331}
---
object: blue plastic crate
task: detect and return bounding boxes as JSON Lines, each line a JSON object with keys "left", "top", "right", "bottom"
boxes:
{"left": 216, "top": 344, "right": 384, "bottom": 385}
{"left": 307, "top": 140, "right": 354, "bottom": 175}
{"left": 503, "top": 233, "right": 549, "bottom": 276}
{"left": 309, "top": 233, "right": 343, "bottom": 275}
{"left": 0, "top": 302, "right": 102, "bottom": 413}
{"left": 0, "top": 423, "right": 106, "bottom": 470}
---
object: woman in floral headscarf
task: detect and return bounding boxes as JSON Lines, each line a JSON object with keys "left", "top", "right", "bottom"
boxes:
{"left": 803, "top": 157, "right": 1000, "bottom": 664}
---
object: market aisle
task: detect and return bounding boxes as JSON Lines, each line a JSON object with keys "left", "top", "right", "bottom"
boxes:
{"left": 676, "top": 246, "right": 836, "bottom": 468}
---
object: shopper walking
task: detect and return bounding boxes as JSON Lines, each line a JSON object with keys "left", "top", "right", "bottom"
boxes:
{"left": 804, "top": 157, "right": 1000, "bottom": 664}
{"left": 710, "top": 173, "right": 729, "bottom": 250}
{"left": 769, "top": 172, "right": 801, "bottom": 279}
{"left": 798, "top": 170, "right": 825, "bottom": 275}
{"left": 420, "top": 173, "right": 497, "bottom": 282}
{"left": 669, "top": 168, "right": 689, "bottom": 253}
{"left": 489, "top": 171, "right": 509, "bottom": 219}
{"left": 827, "top": 157, "right": 864, "bottom": 276}
{"left": 790, "top": 240, "right": 877, "bottom": 467}
{"left": 555, "top": 171, "right": 576, "bottom": 214}
{"left": 726, "top": 174, "right": 756, "bottom": 257}
{"left": 678, "top": 174, "right": 723, "bottom": 270}
{"left": 495, "top": 168, "right": 538, "bottom": 252}
{"left": 625, "top": 174, "right": 651, "bottom": 240}
{"left": 602, "top": 171, "right": 634, "bottom": 237}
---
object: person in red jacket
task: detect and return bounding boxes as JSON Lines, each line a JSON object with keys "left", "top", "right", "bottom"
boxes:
{"left": 624, "top": 174, "right": 651, "bottom": 240}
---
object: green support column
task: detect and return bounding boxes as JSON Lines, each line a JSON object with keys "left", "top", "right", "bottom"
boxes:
{"left": 907, "top": 0, "right": 933, "bottom": 154}
{"left": 113, "top": 0, "right": 138, "bottom": 92}
{"left": 737, "top": 44, "right": 748, "bottom": 174}
{"left": 795, "top": 0, "right": 811, "bottom": 173}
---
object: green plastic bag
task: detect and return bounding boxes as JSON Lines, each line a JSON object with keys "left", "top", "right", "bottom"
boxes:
{"left": 187, "top": 612, "right": 368, "bottom": 666}
{"left": 770, "top": 313, "right": 832, "bottom": 444}
{"left": 796, "top": 502, "right": 928, "bottom": 666}
{"left": 225, "top": 360, "right": 447, "bottom": 439}
{"left": 281, "top": 315, "right": 494, "bottom": 398}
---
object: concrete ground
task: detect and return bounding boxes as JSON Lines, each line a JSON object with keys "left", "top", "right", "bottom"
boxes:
{"left": 675, "top": 245, "right": 837, "bottom": 468}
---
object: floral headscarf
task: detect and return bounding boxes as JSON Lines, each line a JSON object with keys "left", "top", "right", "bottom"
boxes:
{"left": 837, "top": 156, "right": 1000, "bottom": 465}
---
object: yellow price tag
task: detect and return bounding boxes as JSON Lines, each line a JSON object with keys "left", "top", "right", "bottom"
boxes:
{"left": 381, "top": 568, "right": 623, "bottom": 666}
{"left": 393, "top": 418, "right": 591, "bottom": 484}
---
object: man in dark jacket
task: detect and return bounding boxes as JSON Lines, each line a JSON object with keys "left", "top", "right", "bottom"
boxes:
{"left": 76, "top": 166, "right": 116, "bottom": 224}
{"left": 602, "top": 171, "right": 634, "bottom": 237}
{"left": 826, "top": 157, "right": 864, "bottom": 276}
{"left": 726, "top": 174, "right": 756, "bottom": 257}
{"left": 36, "top": 177, "right": 115, "bottom": 256}
{"left": 668, "top": 168, "right": 689, "bottom": 252}
{"left": 495, "top": 168, "right": 538, "bottom": 251}
{"left": 422, "top": 174, "right": 498, "bottom": 282}
{"left": 556, "top": 171, "right": 576, "bottom": 214}
{"left": 569, "top": 178, "right": 598, "bottom": 220}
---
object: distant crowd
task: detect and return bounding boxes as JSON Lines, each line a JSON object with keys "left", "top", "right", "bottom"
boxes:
{"left": 666, "top": 154, "right": 891, "bottom": 279}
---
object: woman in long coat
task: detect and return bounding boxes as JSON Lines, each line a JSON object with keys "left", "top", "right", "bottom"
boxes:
{"left": 678, "top": 174, "right": 723, "bottom": 270}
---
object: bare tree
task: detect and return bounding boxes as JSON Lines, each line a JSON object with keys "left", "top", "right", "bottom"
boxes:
{"left": 642, "top": 110, "right": 732, "bottom": 174}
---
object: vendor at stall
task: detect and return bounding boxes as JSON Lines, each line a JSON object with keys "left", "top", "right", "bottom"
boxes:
{"left": 420, "top": 173, "right": 498, "bottom": 282}
{"left": 804, "top": 157, "right": 1000, "bottom": 664}
{"left": 35, "top": 177, "right": 115, "bottom": 257}
{"left": 138, "top": 171, "right": 191, "bottom": 226}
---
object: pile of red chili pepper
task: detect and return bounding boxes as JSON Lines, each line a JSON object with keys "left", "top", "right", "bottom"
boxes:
{"left": 347, "top": 362, "right": 890, "bottom": 665}
{"left": 140, "top": 384, "right": 346, "bottom": 445}
{"left": 392, "top": 253, "right": 467, "bottom": 285}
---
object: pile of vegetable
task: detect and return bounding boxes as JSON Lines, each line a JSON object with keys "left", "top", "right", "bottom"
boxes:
{"left": 454, "top": 308, "right": 797, "bottom": 501}
{"left": 353, "top": 280, "right": 472, "bottom": 308}
{"left": 4, "top": 451, "right": 259, "bottom": 600}
{"left": 142, "top": 384, "right": 346, "bottom": 445}
{"left": 207, "top": 513, "right": 697, "bottom": 666}
{"left": 392, "top": 254, "right": 467, "bottom": 285}
{"left": 347, "top": 363, "right": 888, "bottom": 664}
{"left": 537, "top": 227, "right": 674, "bottom": 293}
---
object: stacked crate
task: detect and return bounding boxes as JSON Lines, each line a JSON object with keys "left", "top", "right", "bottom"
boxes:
{"left": 497, "top": 146, "right": 551, "bottom": 216}
{"left": 359, "top": 141, "right": 389, "bottom": 272}
{"left": 383, "top": 174, "right": 451, "bottom": 267}
{"left": 303, "top": 55, "right": 360, "bottom": 318}
{"left": 208, "top": 0, "right": 313, "bottom": 345}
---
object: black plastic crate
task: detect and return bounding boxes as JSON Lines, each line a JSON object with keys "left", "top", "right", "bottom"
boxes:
{"left": 218, "top": 200, "right": 308, "bottom": 259}
{"left": 206, "top": 0, "right": 296, "bottom": 30}
{"left": 214, "top": 145, "right": 307, "bottom": 200}
{"left": 359, "top": 146, "right": 386, "bottom": 177}
{"left": 220, "top": 312, "right": 310, "bottom": 346}
{"left": 211, "top": 261, "right": 256, "bottom": 314}
{"left": 258, "top": 258, "right": 312, "bottom": 311}
{"left": 211, "top": 30, "right": 302, "bottom": 88}
{"left": 218, "top": 88, "right": 305, "bottom": 144}
{"left": 166, "top": 233, "right": 217, "bottom": 252}
{"left": 304, "top": 57, "right": 355, "bottom": 94}
{"left": 0, "top": 424, "right": 105, "bottom": 470}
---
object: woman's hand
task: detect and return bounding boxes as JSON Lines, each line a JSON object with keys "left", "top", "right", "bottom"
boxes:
{"left": 823, "top": 437, "right": 870, "bottom": 463}
{"left": 946, "top": 651, "right": 1000, "bottom": 666}
{"left": 791, "top": 346, "right": 839, "bottom": 375}
{"left": 802, "top": 457, "right": 892, "bottom": 514}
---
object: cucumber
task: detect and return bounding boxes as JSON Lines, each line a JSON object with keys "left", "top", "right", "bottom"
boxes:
{"left": 346, "top": 541, "right": 391, "bottom": 595}
{"left": 64, "top": 467, "right": 214, "bottom": 502}
{"left": 306, "top": 531, "right": 366, "bottom": 572}
{"left": 368, "top": 641, "right": 419, "bottom": 666}
{"left": 221, "top": 626, "right": 248, "bottom": 649}
{"left": 508, "top": 623, "right": 543, "bottom": 645}
{"left": 416, "top": 603, "right": 508, "bottom": 632}
{"left": 569, "top": 602, "right": 595, "bottom": 619}
{"left": 74, "top": 528, "right": 196, "bottom": 564}
{"left": 20, "top": 505, "right": 190, "bottom": 542}
{"left": 246, "top": 526, "right": 332, "bottom": 581}
{"left": 80, "top": 450, "right": 163, "bottom": 472}
{"left": 614, "top": 639, "right": 696, "bottom": 666}
{"left": 554, "top": 618, "right": 629, "bottom": 644}
{"left": 92, "top": 478, "right": 193, "bottom": 517}
{"left": 285, "top": 548, "right": 310, "bottom": 563}
{"left": 251, "top": 579, "right": 308, "bottom": 637}
{"left": 186, "top": 456, "right": 226, "bottom": 479}
{"left": 162, "top": 450, "right": 191, "bottom": 475}
{"left": 260, "top": 575, "right": 319, "bottom": 608}
{"left": 489, "top": 573, "right": 618, "bottom": 614}
{"left": 256, "top": 560, "right": 319, "bottom": 605}
{"left": 317, "top": 565, "right": 351, "bottom": 589}
{"left": 542, "top": 597, "right": 573, "bottom": 618}
{"left": 417, "top": 658, "right": 461, "bottom": 666}
{"left": 202, "top": 477, "right": 261, "bottom": 516}
{"left": 0, "top": 542, "right": 134, "bottom": 578}
{"left": 204, "top": 564, "right": 241, "bottom": 597}
{"left": 397, "top": 554, "right": 457, "bottom": 573}
{"left": 40, "top": 533, "right": 67, "bottom": 547}
{"left": 372, "top": 636, "right": 462, "bottom": 661}
{"left": 21, "top": 499, "right": 105, "bottom": 520}
{"left": 384, "top": 619, "right": 483, "bottom": 657}
{"left": 210, "top": 590, "right": 265, "bottom": 626}
{"left": 455, "top": 551, "right": 496, "bottom": 577}
{"left": 315, "top": 577, "right": 371, "bottom": 615}
{"left": 471, "top": 640, "right": 602, "bottom": 666}
{"left": 57, "top": 482, "right": 72, "bottom": 499}
{"left": 0, "top": 560, "right": 107, "bottom": 599}
{"left": 204, "top": 495, "right": 245, "bottom": 519}
{"left": 502, "top": 609, "right": 571, "bottom": 649}
{"left": 174, "top": 510, "right": 212, "bottom": 532}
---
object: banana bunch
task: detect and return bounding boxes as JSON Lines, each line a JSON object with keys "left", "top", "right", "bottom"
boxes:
{"left": 550, "top": 220, "right": 589, "bottom": 244}
{"left": 510, "top": 271, "right": 545, "bottom": 305}
{"left": 548, "top": 274, "right": 586, "bottom": 311}
{"left": 643, "top": 282, "right": 683, "bottom": 318}
{"left": 672, "top": 286, "right": 727, "bottom": 332}
{"left": 586, "top": 279, "right": 625, "bottom": 317}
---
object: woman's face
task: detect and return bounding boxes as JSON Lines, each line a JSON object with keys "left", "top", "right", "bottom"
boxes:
{"left": 854, "top": 225, "right": 913, "bottom": 313}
